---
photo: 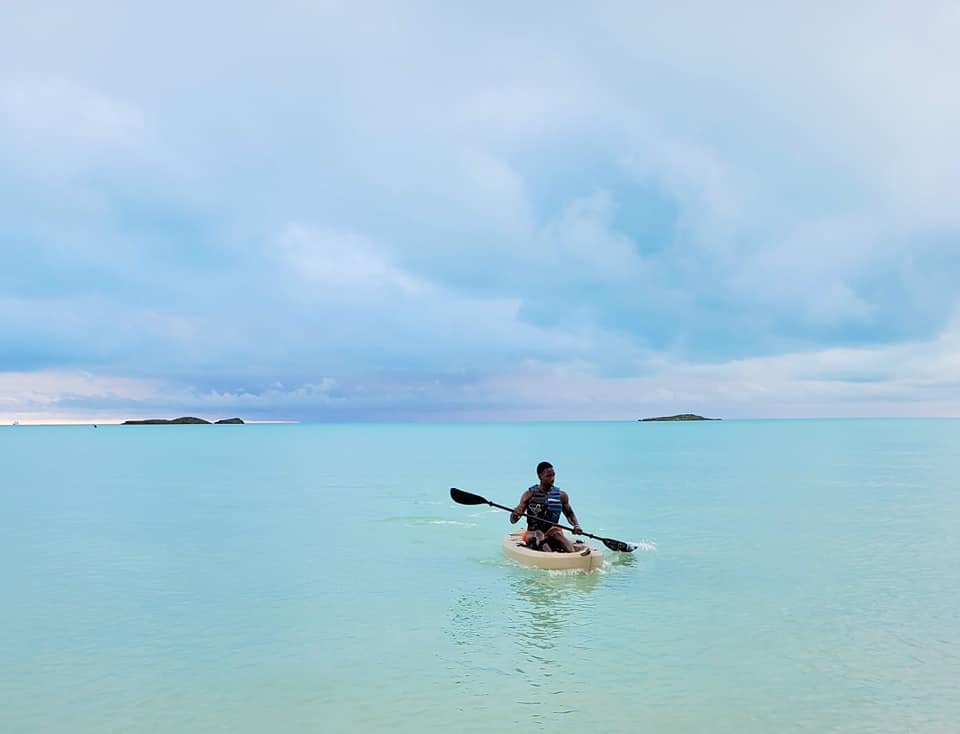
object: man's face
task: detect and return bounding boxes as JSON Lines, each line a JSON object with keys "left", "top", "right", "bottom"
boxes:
{"left": 540, "top": 467, "right": 556, "bottom": 487}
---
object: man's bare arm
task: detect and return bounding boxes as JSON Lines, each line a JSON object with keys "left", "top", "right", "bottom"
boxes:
{"left": 560, "top": 491, "right": 583, "bottom": 533}
{"left": 510, "top": 490, "right": 532, "bottom": 523}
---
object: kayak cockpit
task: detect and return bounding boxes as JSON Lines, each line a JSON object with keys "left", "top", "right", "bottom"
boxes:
{"left": 501, "top": 529, "right": 604, "bottom": 572}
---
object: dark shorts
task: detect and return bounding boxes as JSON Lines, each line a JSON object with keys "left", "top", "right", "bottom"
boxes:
{"left": 522, "top": 527, "right": 562, "bottom": 542}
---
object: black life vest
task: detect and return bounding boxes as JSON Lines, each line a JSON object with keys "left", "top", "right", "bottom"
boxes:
{"left": 526, "top": 484, "right": 562, "bottom": 532}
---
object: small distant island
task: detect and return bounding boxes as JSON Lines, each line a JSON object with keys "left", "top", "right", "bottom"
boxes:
{"left": 122, "top": 417, "right": 245, "bottom": 425}
{"left": 638, "top": 414, "right": 720, "bottom": 422}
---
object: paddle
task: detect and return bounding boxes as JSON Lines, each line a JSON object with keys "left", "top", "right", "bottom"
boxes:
{"left": 450, "top": 487, "right": 637, "bottom": 552}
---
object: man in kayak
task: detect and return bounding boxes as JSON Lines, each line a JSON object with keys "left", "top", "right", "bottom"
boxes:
{"left": 509, "top": 461, "right": 583, "bottom": 552}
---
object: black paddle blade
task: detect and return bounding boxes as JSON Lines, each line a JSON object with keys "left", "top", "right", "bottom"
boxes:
{"left": 601, "top": 538, "right": 638, "bottom": 553}
{"left": 450, "top": 487, "right": 488, "bottom": 506}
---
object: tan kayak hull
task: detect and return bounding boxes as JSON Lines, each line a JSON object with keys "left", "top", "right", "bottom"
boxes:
{"left": 502, "top": 529, "right": 604, "bottom": 572}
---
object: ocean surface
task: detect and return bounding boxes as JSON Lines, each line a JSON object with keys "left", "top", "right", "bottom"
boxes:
{"left": 2, "top": 419, "right": 958, "bottom": 733}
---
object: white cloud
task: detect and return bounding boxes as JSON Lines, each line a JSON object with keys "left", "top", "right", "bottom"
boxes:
{"left": 544, "top": 192, "right": 647, "bottom": 281}
{"left": 0, "top": 78, "right": 154, "bottom": 178}
{"left": 278, "top": 224, "right": 424, "bottom": 297}
{"left": 473, "top": 314, "right": 960, "bottom": 419}
{"left": 0, "top": 369, "right": 162, "bottom": 423}
{"left": 0, "top": 370, "right": 342, "bottom": 424}
{"left": 6, "top": 308, "right": 959, "bottom": 423}
{"left": 269, "top": 221, "right": 604, "bottom": 370}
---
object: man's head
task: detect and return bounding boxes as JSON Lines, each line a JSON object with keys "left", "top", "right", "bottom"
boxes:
{"left": 536, "top": 461, "right": 555, "bottom": 487}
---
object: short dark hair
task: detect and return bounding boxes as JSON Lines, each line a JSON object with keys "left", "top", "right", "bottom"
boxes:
{"left": 536, "top": 461, "right": 553, "bottom": 477}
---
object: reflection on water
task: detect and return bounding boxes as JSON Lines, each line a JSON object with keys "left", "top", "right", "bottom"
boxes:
{"left": 439, "top": 558, "right": 646, "bottom": 727}
{"left": 442, "top": 571, "right": 602, "bottom": 667}
{"left": 501, "top": 572, "right": 605, "bottom": 724}
{"left": 508, "top": 572, "right": 602, "bottom": 664}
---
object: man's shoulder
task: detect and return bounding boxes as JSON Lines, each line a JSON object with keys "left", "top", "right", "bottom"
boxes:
{"left": 527, "top": 484, "right": 539, "bottom": 491}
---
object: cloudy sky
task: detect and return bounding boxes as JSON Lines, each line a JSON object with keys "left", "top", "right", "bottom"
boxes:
{"left": 2, "top": 2, "right": 959, "bottom": 422}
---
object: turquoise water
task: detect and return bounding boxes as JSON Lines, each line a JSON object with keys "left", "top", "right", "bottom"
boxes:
{"left": 2, "top": 420, "right": 959, "bottom": 732}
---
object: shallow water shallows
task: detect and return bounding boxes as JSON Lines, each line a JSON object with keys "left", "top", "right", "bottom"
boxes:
{"left": 2, "top": 420, "right": 959, "bottom": 732}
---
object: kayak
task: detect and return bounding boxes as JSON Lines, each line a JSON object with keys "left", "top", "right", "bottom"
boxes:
{"left": 502, "top": 529, "right": 604, "bottom": 572}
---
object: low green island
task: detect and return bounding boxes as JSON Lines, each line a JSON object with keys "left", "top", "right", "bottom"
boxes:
{"left": 638, "top": 414, "right": 720, "bottom": 422}
{"left": 122, "top": 417, "right": 245, "bottom": 425}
